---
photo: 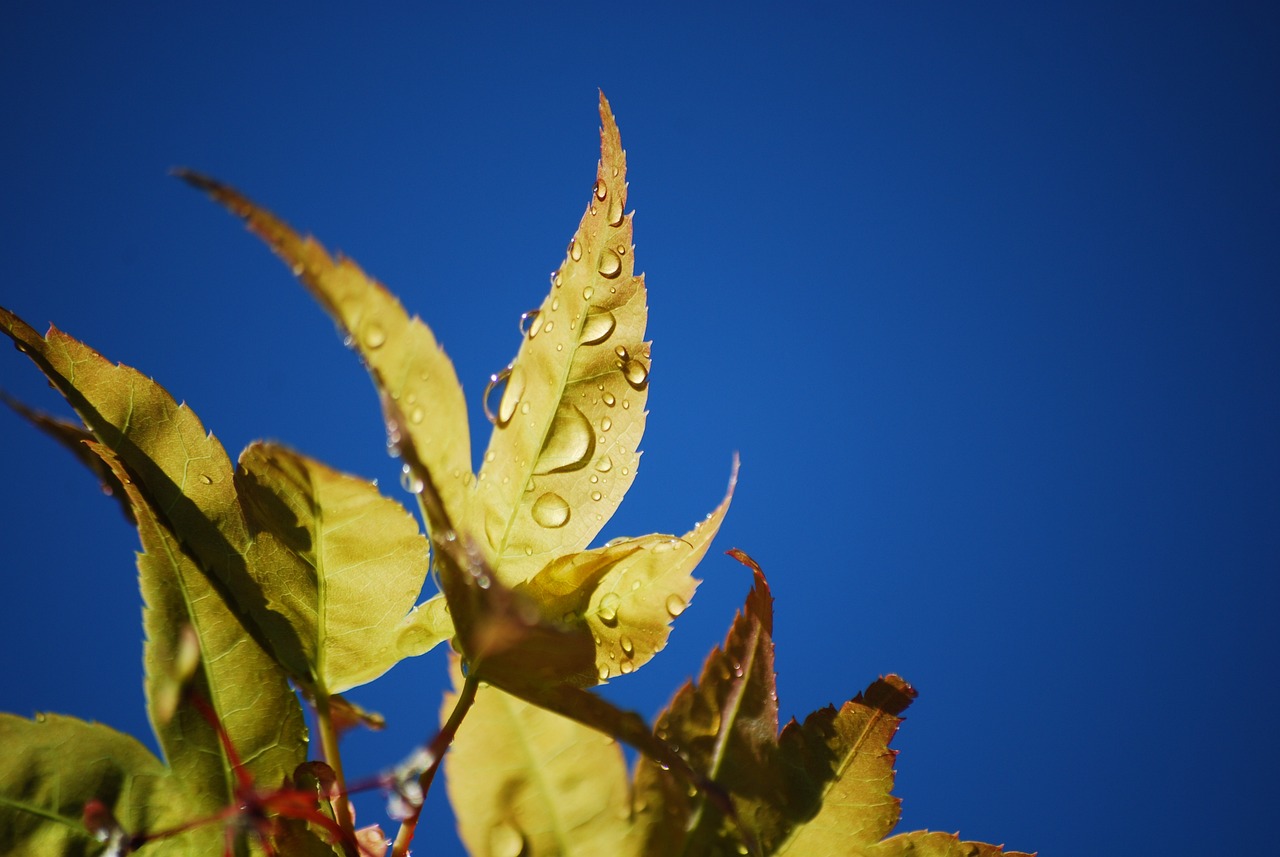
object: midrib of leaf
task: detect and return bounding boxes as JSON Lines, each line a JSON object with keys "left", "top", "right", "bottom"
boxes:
{"left": 680, "top": 619, "right": 763, "bottom": 854}
{"left": 500, "top": 689, "right": 575, "bottom": 855}
{"left": 774, "top": 706, "right": 895, "bottom": 855}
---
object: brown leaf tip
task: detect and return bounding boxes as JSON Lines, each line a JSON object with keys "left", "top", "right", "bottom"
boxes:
{"left": 857, "top": 674, "right": 918, "bottom": 717}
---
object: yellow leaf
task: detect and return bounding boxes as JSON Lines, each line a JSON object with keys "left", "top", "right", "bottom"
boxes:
{"left": 178, "top": 169, "right": 474, "bottom": 544}
{"left": 475, "top": 92, "right": 649, "bottom": 585}
{"left": 236, "top": 441, "right": 451, "bottom": 693}
{"left": 444, "top": 663, "right": 633, "bottom": 857}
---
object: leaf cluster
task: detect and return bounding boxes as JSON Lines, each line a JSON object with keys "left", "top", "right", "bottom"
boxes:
{"left": 0, "top": 95, "right": 1033, "bottom": 857}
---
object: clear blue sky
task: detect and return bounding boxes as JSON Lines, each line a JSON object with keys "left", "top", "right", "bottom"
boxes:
{"left": 2, "top": 3, "right": 1277, "bottom": 855}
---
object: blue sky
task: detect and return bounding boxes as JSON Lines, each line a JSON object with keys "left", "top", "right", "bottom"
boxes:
{"left": 2, "top": 3, "right": 1277, "bottom": 854}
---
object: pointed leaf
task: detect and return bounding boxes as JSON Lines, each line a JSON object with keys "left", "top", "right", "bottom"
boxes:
{"left": 179, "top": 169, "right": 473, "bottom": 542}
{"left": 522, "top": 459, "right": 737, "bottom": 683}
{"left": 0, "top": 307, "right": 312, "bottom": 684}
{"left": 476, "top": 92, "right": 649, "bottom": 584}
{"left": 632, "top": 547, "right": 782, "bottom": 855}
{"left": 235, "top": 441, "right": 449, "bottom": 693}
{"left": 90, "top": 442, "right": 308, "bottom": 807}
{"left": 0, "top": 713, "right": 220, "bottom": 856}
{"left": 444, "top": 673, "right": 632, "bottom": 857}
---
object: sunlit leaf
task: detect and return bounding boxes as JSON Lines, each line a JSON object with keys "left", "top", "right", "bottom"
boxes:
{"left": 235, "top": 441, "right": 449, "bottom": 693}
{"left": 177, "top": 168, "right": 473, "bottom": 546}
{"left": 521, "top": 458, "right": 737, "bottom": 684}
{"left": 0, "top": 308, "right": 313, "bottom": 685}
{"left": 444, "top": 663, "right": 632, "bottom": 857}
{"left": 475, "top": 92, "right": 649, "bottom": 586}
{"left": 0, "top": 713, "right": 219, "bottom": 856}
{"left": 89, "top": 442, "right": 308, "bottom": 808}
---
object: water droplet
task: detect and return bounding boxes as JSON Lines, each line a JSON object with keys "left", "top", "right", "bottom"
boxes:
{"left": 363, "top": 321, "right": 387, "bottom": 349}
{"left": 485, "top": 450, "right": 496, "bottom": 463}
{"left": 542, "top": 320, "right": 554, "bottom": 334}
{"left": 620, "top": 635, "right": 634, "bottom": 656}
{"left": 617, "top": 243, "right": 627, "bottom": 256}
{"left": 531, "top": 493, "right": 570, "bottom": 528}
{"left": 580, "top": 310, "right": 617, "bottom": 345}
{"left": 520, "top": 308, "right": 541, "bottom": 339}
{"left": 483, "top": 366, "right": 514, "bottom": 426}
{"left": 590, "top": 491, "right": 602, "bottom": 501}
{"left": 497, "top": 366, "right": 525, "bottom": 426}
{"left": 489, "top": 823, "right": 527, "bottom": 857}
{"left": 400, "top": 464, "right": 424, "bottom": 494}
{"left": 622, "top": 358, "right": 650, "bottom": 390}
{"left": 582, "top": 286, "right": 594, "bottom": 301}
{"left": 594, "top": 178, "right": 607, "bottom": 200}
{"left": 602, "top": 391, "right": 616, "bottom": 407}
{"left": 596, "top": 455, "right": 613, "bottom": 473}
{"left": 652, "top": 539, "right": 679, "bottom": 554}
{"left": 410, "top": 406, "right": 424, "bottom": 424}
{"left": 551, "top": 297, "right": 560, "bottom": 312}
{"left": 665, "top": 593, "right": 688, "bottom": 617}
{"left": 553, "top": 272, "right": 563, "bottom": 288}
{"left": 597, "top": 248, "right": 622, "bottom": 279}
{"left": 597, "top": 665, "right": 610, "bottom": 681}
{"left": 601, "top": 417, "right": 613, "bottom": 432}
{"left": 520, "top": 401, "right": 531, "bottom": 414}
{"left": 620, "top": 660, "right": 634, "bottom": 675}
{"left": 598, "top": 591, "right": 621, "bottom": 625}
{"left": 607, "top": 196, "right": 625, "bottom": 227}
{"left": 631, "top": 580, "right": 642, "bottom": 591}
{"left": 534, "top": 404, "right": 595, "bottom": 474}
{"left": 614, "top": 345, "right": 629, "bottom": 360}
{"left": 569, "top": 238, "right": 583, "bottom": 261}
{"left": 622, "top": 399, "right": 631, "bottom": 409}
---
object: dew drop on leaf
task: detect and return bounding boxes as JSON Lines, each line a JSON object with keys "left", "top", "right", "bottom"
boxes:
{"left": 590, "top": 491, "right": 602, "bottom": 501}
{"left": 601, "top": 417, "right": 612, "bottom": 432}
{"left": 607, "top": 196, "right": 624, "bottom": 227}
{"left": 595, "top": 455, "right": 613, "bottom": 473}
{"left": 597, "top": 247, "right": 622, "bottom": 279}
{"left": 620, "top": 660, "right": 634, "bottom": 675}
{"left": 597, "top": 664, "right": 610, "bottom": 681}
{"left": 519, "top": 308, "right": 541, "bottom": 339}
{"left": 580, "top": 310, "right": 617, "bottom": 346}
{"left": 496, "top": 366, "right": 526, "bottom": 426}
{"left": 582, "top": 286, "right": 594, "bottom": 301}
{"left": 614, "top": 345, "right": 629, "bottom": 360}
{"left": 363, "top": 321, "right": 387, "bottom": 349}
{"left": 530, "top": 492, "right": 570, "bottom": 528}
{"left": 598, "top": 591, "right": 621, "bottom": 625}
{"left": 602, "top": 391, "right": 616, "bottom": 407}
{"left": 534, "top": 404, "right": 595, "bottom": 474}
{"left": 665, "top": 593, "right": 688, "bottom": 617}
{"left": 569, "top": 238, "right": 583, "bottom": 262}
{"left": 620, "top": 635, "right": 634, "bottom": 656}
{"left": 489, "top": 822, "right": 527, "bottom": 857}
{"left": 594, "top": 178, "right": 608, "bottom": 200}
{"left": 198, "top": 474, "right": 213, "bottom": 485}
{"left": 622, "top": 358, "right": 650, "bottom": 390}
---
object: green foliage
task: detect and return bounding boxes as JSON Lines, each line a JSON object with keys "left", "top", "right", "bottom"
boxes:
{"left": 0, "top": 94, "right": 1033, "bottom": 857}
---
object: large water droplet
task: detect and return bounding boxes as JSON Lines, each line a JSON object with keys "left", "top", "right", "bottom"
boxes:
{"left": 519, "top": 308, "right": 541, "bottom": 339}
{"left": 580, "top": 310, "right": 617, "bottom": 346}
{"left": 598, "top": 591, "right": 621, "bottom": 625}
{"left": 622, "top": 358, "right": 650, "bottom": 390}
{"left": 602, "top": 391, "right": 616, "bottom": 407}
{"left": 601, "top": 417, "right": 612, "bottom": 432}
{"left": 594, "top": 178, "right": 607, "bottom": 200}
{"left": 665, "top": 593, "right": 688, "bottom": 617}
{"left": 620, "top": 635, "right": 634, "bottom": 657}
{"left": 531, "top": 493, "right": 570, "bottom": 528}
{"left": 582, "top": 286, "right": 594, "bottom": 301}
{"left": 363, "top": 321, "right": 387, "bottom": 349}
{"left": 597, "top": 248, "right": 622, "bottom": 279}
{"left": 489, "top": 823, "right": 527, "bottom": 857}
{"left": 614, "top": 345, "right": 629, "bottom": 360}
{"left": 534, "top": 404, "right": 595, "bottom": 474}
{"left": 497, "top": 366, "right": 526, "bottom": 426}
{"left": 483, "top": 367, "right": 509, "bottom": 425}
{"left": 569, "top": 238, "right": 583, "bottom": 261}
{"left": 607, "top": 196, "right": 624, "bottom": 227}
{"left": 620, "top": 660, "right": 634, "bottom": 675}
{"left": 400, "top": 464, "right": 424, "bottom": 494}
{"left": 595, "top": 455, "right": 613, "bottom": 473}
{"left": 597, "top": 664, "right": 610, "bottom": 681}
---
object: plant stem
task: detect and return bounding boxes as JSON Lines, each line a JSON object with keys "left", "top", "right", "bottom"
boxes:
{"left": 314, "top": 692, "right": 355, "bottom": 837}
{"left": 391, "top": 671, "right": 480, "bottom": 857}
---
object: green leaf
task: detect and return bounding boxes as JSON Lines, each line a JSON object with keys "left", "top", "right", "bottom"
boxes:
{"left": 475, "top": 92, "right": 649, "bottom": 586}
{"left": 176, "top": 168, "right": 473, "bottom": 548}
{"left": 235, "top": 441, "right": 450, "bottom": 693}
{"left": 0, "top": 713, "right": 220, "bottom": 856}
{"left": 444, "top": 667, "right": 633, "bottom": 857}
{"left": 88, "top": 442, "right": 307, "bottom": 809}
{"left": 0, "top": 307, "right": 313, "bottom": 685}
